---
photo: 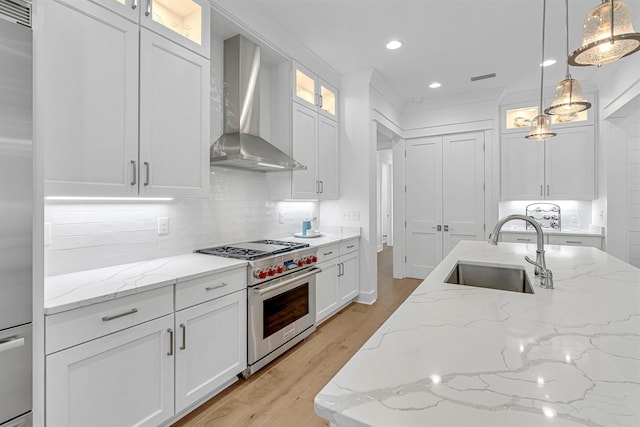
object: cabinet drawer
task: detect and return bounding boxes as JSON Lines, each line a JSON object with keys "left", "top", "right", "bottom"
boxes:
{"left": 340, "top": 238, "right": 359, "bottom": 255}
{"left": 500, "top": 233, "right": 539, "bottom": 244}
{"left": 317, "top": 243, "right": 340, "bottom": 263}
{"left": 175, "top": 267, "right": 246, "bottom": 311}
{"left": 548, "top": 235, "right": 602, "bottom": 249}
{"left": 46, "top": 285, "right": 173, "bottom": 355}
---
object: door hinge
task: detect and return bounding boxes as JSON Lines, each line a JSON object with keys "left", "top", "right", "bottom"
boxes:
{"left": 404, "top": 185, "right": 407, "bottom": 193}
{"left": 405, "top": 255, "right": 407, "bottom": 262}
{"left": 482, "top": 143, "right": 485, "bottom": 152}
{"left": 404, "top": 220, "right": 407, "bottom": 228}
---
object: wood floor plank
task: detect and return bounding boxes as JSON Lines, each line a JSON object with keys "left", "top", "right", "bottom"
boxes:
{"left": 173, "top": 245, "right": 421, "bottom": 427}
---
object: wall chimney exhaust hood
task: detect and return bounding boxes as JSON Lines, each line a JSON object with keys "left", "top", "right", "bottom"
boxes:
{"left": 210, "top": 35, "right": 305, "bottom": 172}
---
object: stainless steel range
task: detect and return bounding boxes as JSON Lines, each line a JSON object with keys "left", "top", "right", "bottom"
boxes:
{"left": 196, "top": 240, "right": 320, "bottom": 378}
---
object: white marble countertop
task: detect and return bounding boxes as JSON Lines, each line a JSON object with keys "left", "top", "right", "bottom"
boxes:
{"left": 45, "top": 254, "right": 247, "bottom": 315}
{"left": 499, "top": 227, "right": 604, "bottom": 236}
{"left": 315, "top": 241, "right": 640, "bottom": 426}
{"left": 280, "top": 227, "right": 360, "bottom": 248}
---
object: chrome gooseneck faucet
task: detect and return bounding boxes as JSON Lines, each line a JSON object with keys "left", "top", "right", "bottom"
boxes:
{"left": 488, "top": 214, "right": 554, "bottom": 289}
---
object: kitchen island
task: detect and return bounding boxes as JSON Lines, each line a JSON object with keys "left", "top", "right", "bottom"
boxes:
{"left": 315, "top": 241, "right": 640, "bottom": 426}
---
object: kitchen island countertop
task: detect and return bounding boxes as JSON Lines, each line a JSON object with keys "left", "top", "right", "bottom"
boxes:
{"left": 315, "top": 240, "right": 640, "bottom": 427}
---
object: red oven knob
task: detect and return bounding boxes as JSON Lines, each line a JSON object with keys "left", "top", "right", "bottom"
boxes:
{"left": 305, "top": 257, "right": 312, "bottom": 264}
{"left": 297, "top": 259, "right": 303, "bottom": 267}
{"left": 311, "top": 255, "right": 317, "bottom": 263}
{"left": 276, "top": 265, "right": 284, "bottom": 274}
{"left": 267, "top": 267, "right": 275, "bottom": 276}
{"left": 257, "top": 270, "right": 267, "bottom": 279}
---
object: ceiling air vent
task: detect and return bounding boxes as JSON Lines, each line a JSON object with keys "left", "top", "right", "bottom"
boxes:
{"left": 0, "top": 0, "right": 31, "bottom": 28}
{"left": 470, "top": 73, "right": 496, "bottom": 82}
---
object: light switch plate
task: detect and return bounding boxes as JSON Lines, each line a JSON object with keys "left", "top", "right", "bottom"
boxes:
{"left": 158, "top": 217, "right": 169, "bottom": 235}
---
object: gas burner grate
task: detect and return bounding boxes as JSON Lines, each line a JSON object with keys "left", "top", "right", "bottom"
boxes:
{"left": 196, "top": 246, "right": 270, "bottom": 260}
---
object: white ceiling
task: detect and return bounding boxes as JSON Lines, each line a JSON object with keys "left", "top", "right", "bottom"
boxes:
{"left": 228, "top": 0, "right": 640, "bottom": 108}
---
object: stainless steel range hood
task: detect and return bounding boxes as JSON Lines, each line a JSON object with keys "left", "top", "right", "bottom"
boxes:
{"left": 211, "top": 35, "right": 305, "bottom": 172}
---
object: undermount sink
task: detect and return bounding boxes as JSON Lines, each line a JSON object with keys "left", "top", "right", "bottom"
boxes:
{"left": 445, "top": 261, "right": 534, "bottom": 294}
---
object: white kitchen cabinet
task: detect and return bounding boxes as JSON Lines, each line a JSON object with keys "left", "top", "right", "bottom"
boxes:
{"left": 40, "top": 0, "right": 209, "bottom": 198}
{"left": 501, "top": 126, "right": 595, "bottom": 200}
{"left": 46, "top": 314, "right": 175, "bottom": 427}
{"left": 500, "top": 232, "right": 603, "bottom": 249}
{"left": 85, "top": 0, "right": 210, "bottom": 58}
{"left": 293, "top": 61, "right": 338, "bottom": 120}
{"left": 174, "top": 289, "right": 246, "bottom": 413}
{"left": 291, "top": 103, "right": 339, "bottom": 199}
{"left": 315, "top": 239, "right": 359, "bottom": 324}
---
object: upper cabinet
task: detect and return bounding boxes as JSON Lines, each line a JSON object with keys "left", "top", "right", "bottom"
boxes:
{"left": 293, "top": 61, "right": 338, "bottom": 121}
{"left": 86, "top": 0, "right": 210, "bottom": 58}
{"left": 501, "top": 99, "right": 594, "bottom": 134}
{"left": 39, "top": 0, "right": 210, "bottom": 198}
{"left": 501, "top": 126, "right": 595, "bottom": 200}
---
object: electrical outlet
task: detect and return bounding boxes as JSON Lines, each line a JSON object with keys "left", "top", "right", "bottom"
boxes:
{"left": 351, "top": 211, "right": 360, "bottom": 221}
{"left": 342, "top": 211, "right": 351, "bottom": 222}
{"left": 44, "top": 223, "right": 51, "bottom": 247}
{"left": 157, "top": 217, "right": 169, "bottom": 235}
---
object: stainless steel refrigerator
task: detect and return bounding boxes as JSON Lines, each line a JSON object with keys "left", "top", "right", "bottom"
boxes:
{"left": 0, "top": 1, "right": 33, "bottom": 426}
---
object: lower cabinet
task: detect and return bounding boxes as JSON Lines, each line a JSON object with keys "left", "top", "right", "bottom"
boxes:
{"left": 46, "top": 267, "right": 248, "bottom": 426}
{"left": 174, "top": 289, "right": 246, "bottom": 413}
{"left": 46, "top": 314, "right": 175, "bottom": 427}
{"left": 316, "top": 239, "right": 360, "bottom": 324}
{"left": 500, "top": 232, "right": 603, "bottom": 250}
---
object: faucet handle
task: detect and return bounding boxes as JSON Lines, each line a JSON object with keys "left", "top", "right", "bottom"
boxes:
{"left": 524, "top": 256, "right": 554, "bottom": 289}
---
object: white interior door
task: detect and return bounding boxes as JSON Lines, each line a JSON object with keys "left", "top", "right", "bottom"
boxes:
{"left": 442, "top": 132, "right": 485, "bottom": 256}
{"left": 405, "top": 136, "right": 443, "bottom": 279}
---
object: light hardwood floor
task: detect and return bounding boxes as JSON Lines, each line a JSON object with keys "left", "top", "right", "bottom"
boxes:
{"left": 173, "top": 245, "right": 421, "bottom": 427}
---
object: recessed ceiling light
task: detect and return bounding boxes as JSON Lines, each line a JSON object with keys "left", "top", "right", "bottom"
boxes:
{"left": 541, "top": 59, "right": 557, "bottom": 67}
{"left": 386, "top": 40, "right": 402, "bottom": 50}
{"left": 429, "top": 82, "right": 442, "bottom": 89}
{"left": 413, "top": 97, "right": 423, "bottom": 103}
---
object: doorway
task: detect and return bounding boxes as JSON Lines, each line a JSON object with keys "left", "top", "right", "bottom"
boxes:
{"left": 376, "top": 123, "right": 400, "bottom": 272}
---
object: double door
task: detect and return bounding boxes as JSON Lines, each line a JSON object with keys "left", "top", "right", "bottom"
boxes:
{"left": 405, "top": 132, "right": 485, "bottom": 279}
{"left": 39, "top": 0, "right": 210, "bottom": 198}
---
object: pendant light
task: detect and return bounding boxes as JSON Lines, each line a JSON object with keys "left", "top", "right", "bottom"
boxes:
{"left": 526, "top": 0, "right": 556, "bottom": 141}
{"left": 568, "top": 0, "right": 640, "bottom": 67}
{"left": 546, "top": 0, "right": 592, "bottom": 116}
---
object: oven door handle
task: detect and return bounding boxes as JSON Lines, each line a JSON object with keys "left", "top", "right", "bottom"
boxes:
{"left": 254, "top": 267, "right": 322, "bottom": 297}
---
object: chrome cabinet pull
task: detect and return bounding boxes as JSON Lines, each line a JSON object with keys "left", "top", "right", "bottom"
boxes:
{"left": 320, "top": 181, "right": 324, "bottom": 193}
{"left": 167, "top": 328, "right": 174, "bottom": 356}
{"left": 546, "top": 185, "right": 550, "bottom": 196}
{"left": 347, "top": 245, "right": 355, "bottom": 249}
{"left": 0, "top": 336, "right": 25, "bottom": 354}
{"left": 566, "top": 240, "right": 583, "bottom": 244}
{"left": 432, "top": 225, "right": 442, "bottom": 231}
{"left": 205, "top": 282, "right": 227, "bottom": 291}
{"left": 131, "top": 160, "right": 137, "bottom": 186}
{"left": 179, "top": 323, "right": 186, "bottom": 350}
{"left": 517, "top": 238, "right": 532, "bottom": 242}
{"left": 540, "top": 185, "right": 543, "bottom": 196}
{"left": 132, "top": 0, "right": 138, "bottom": 9}
{"left": 145, "top": 0, "right": 151, "bottom": 16}
{"left": 144, "top": 161, "right": 150, "bottom": 186}
{"left": 318, "top": 94, "right": 323, "bottom": 108}
{"left": 102, "top": 308, "right": 138, "bottom": 322}
{"left": 323, "top": 251, "right": 333, "bottom": 256}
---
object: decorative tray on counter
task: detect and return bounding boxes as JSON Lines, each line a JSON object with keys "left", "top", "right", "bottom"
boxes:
{"left": 293, "top": 232, "right": 324, "bottom": 238}
{"left": 526, "top": 203, "right": 561, "bottom": 231}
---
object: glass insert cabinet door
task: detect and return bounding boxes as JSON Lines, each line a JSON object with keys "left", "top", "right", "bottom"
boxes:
{"left": 293, "top": 62, "right": 338, "bottom": 120}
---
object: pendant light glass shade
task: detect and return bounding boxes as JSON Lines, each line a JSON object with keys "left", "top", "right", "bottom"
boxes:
{"left": 526, "top": 114, "right": 557, "bottom": 140}
{"left": 568, "top": 0, "right": 640, "bottom": 66}
{"left": 545, "top": 76, "right": 591, "bottom": 115}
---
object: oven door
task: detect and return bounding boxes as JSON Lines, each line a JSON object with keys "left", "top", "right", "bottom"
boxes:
{"left": 247, "top": 267, "right": 319, "bottom": 365}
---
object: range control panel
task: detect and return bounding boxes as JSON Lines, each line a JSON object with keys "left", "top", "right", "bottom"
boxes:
{"left": 252, "top": 255, "right": 318, "bottom": 280}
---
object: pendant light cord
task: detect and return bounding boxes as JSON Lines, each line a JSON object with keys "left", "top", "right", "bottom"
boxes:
{"left": 539, "top": 0, "right": 547, "bottom": 113}
{"left": 565, "top": 0, "right": 570, "bottom": 77}
{"left": 610, "top": 0, "right": 615, "bottom": 41}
